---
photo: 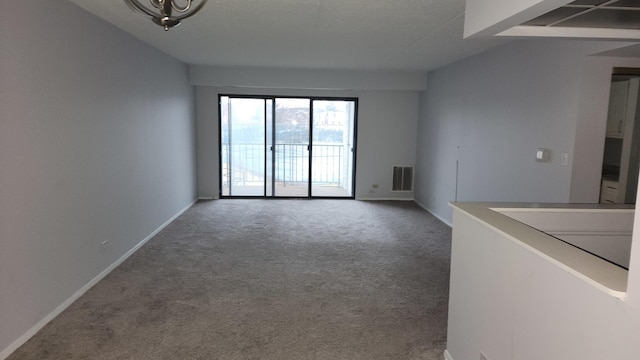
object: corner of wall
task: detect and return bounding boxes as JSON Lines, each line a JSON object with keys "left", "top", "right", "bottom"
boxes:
{"left": 414, "top": 199, "right": 453, "bottom": 227}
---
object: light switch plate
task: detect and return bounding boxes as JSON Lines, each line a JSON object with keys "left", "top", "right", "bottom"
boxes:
{"left": 535, "top": 148, "right": 549, "bottom": 162}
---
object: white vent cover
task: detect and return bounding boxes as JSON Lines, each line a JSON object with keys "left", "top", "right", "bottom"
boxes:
{"left": 392, "top": 166, "right": 413, "bottom": 192}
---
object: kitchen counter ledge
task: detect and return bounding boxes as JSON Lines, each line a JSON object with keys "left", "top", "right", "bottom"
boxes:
{"left": 450, "top": 202, "right": 632, "bottom": 298}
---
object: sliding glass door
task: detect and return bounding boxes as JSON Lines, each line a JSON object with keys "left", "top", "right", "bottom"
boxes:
{"left": 274, "top": 98, "right": 310, "bottom": 197}
{"left": 220, "top": 95, "right": 357, "bottom": 198}
{"left": 220, "top": 97, "right": 268, "bottom": 196}
{"left": 311, "top": 100, "right": 356, "bottom": 197}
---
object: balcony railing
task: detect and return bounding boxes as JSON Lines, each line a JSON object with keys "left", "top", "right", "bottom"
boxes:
{"left": 221, "top": 143, "right": 347, "bottom": 187}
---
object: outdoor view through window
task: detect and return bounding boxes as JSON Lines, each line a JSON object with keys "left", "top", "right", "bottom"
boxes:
{"left": 220, "top": 96, "right": 357, "bottom": 198}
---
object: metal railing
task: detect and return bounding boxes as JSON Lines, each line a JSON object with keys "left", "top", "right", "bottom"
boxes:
{"left": 221, "top": 143, "right": 346, "bottom": 187}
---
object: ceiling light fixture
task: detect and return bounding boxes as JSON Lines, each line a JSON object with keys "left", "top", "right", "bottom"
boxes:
{"left": 124, "top": 0, "right": 208, "bottom": 31}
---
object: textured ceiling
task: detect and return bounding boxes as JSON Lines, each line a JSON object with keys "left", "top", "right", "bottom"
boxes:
{"left": 68, "top": 0, "right": 508, "bottom": 71}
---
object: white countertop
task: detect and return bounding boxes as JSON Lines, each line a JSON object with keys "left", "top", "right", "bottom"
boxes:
{"left": 450, "top": 202, "right": 631, "bottom": 298}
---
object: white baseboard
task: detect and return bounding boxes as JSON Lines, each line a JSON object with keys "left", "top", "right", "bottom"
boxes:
{"left": 356, "top": 197, "right": 415, "bottom": 201}
{"left": 0, "top": 199, "right": 197, "bottom": 360}
{"left": 444, "top": 349, "right": 454, "bottom": 360}
{"left": 414, "top": 199, "right": 452, "bottom": 227}
{"left": 198, "top": 196, "right": 215, "bottom": 200}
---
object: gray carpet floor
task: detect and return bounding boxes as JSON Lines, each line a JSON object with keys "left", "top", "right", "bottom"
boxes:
{"left": 8, "top": 200, "right": 452, "bottom": 360}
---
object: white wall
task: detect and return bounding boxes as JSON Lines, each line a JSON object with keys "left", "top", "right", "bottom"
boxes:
{"left": 415, "top": 39, "right": 636, "bottom": 224}
{"left": 447, "top": 206, "right": 640, "bottom": 360}
{"left": 190, "top": 66, "right": 427, "bottom": 91}
{"left": 628, "top": 189, "right": 640, "bottom": 309}
{"left": 0, "top": 1, "right": 197, "bottom": 357}
{"left": 195, "top": 86, "right": 419, "bottom": 200}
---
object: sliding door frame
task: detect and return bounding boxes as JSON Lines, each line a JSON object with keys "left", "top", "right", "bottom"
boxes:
{"left": 218, "top": 94, "right": 358, "bottom": 199}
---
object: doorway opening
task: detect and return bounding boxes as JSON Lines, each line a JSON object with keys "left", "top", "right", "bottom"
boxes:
{"left": 219, "top": 95, "right": 357, "bottom": 198}
{"left": 600, "top": 68, "right": 640, "bottom": 204}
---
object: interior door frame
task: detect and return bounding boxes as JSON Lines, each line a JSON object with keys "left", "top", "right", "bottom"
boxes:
{"left": 218, "top": 94, "right": 358, "bottom": 199}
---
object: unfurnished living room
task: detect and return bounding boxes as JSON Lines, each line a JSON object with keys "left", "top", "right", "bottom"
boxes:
{"left": 3, "top": 1, "right": 640, "bottom": 360}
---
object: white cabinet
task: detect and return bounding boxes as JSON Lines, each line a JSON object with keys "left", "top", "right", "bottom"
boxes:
{"left": 600, "top": 180, "right": 618, "bottom": 204}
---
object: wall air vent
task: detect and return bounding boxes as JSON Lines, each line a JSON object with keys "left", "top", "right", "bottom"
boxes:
{"left": 392, "top": 166, "right": 413, "bottom": 192}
